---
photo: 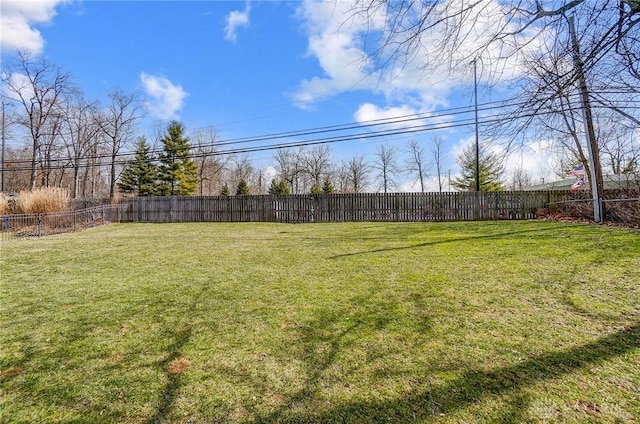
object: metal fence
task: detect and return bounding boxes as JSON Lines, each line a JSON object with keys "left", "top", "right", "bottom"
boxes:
{"left": 544, "top": 189, "right": 640, "bottom": 225}
{"left": 1, "top": 204, "right": 129, "bottom": 242}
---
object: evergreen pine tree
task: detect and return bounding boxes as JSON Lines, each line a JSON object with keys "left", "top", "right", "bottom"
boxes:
{"left": 268, "top": 179, "right": 290, "bottom": 194}
{"left": 236, "top": 179, "right": 250, "bottom": 195}
{"left": 220, "top": 182, "right": 231, "bottom": 196}
{"left": 321, "top": 178, "right": 335, "bottom": 193}
{"left": 268, "top": 179, "right": 279, "bottom": 194}
{"left": 310, "top": 184, "right": 322, "bottom": 194}
{"left": 451, "top": 144, "right": 506, "bottom": 191}
{"left": 158, "top": 121, "right": 199, "bottom": 196}
{"left": 118, "top": 137, "right": 158, "bottom": 196}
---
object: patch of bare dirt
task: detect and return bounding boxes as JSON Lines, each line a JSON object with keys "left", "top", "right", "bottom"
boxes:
{"left": 107, "top": 354, "right": 125, "bottom": 364}
{"left": 167, "top": 356, "right": 190, "bottom": 375}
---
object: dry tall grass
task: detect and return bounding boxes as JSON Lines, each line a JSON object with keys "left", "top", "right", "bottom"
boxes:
{"left": 15, "top": 187, "right": 71, "bottom": 214}
{"left": 0, "top": 193, "right": 10, "bottom": 214}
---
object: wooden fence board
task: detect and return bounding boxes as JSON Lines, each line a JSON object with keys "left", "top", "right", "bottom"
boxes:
{"left": 119, "top": 191, "right": 576, "bottom": 224}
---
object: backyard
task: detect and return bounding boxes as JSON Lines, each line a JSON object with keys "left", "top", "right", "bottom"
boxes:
{"left": 0, "top": 221, "right": 638, "bottom": 423}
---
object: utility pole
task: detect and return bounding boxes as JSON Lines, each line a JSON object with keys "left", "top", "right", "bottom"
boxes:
{"left": 473, "top": 59, "right": 480, "bottom": 192}
{"left": 569, "top": 15, "right": 604, "bottom": 222}
{"left": 1, "top": 101, "right": 5, "bottom": 194}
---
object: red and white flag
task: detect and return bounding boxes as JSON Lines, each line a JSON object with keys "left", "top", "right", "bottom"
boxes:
{"left": 571, "top": 177, "right": 585, "bottom": 191}
{"left": 570, "top": 164, "right": 586, "bottom": 177}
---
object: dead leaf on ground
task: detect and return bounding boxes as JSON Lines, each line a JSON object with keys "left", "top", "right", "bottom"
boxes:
{"left": 0, "top": 366, "right": 24, "bottom": 379}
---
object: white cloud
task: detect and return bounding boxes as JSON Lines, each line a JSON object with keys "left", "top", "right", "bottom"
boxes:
{"left": 502, "top": 139, "right": 559, "bottom": 183}
{"left": 353, "top": 102, "right": 459, "bottom": 131}
{"left": 224, "top": 1, "right": 251, "bottom": 42}
{"left": 262, "top": 165, "right": 277, "bottom": 181}
{"left": 354, "top": 103, "right": 417, "bottom": 124}
{"left": 139, "top": 73, "right": 188, "bottom": 120}
{"left": 1, "top": 71, "right": 35, "bottom": 101}
{"left": 0, "top": 0, "right": 67, "bottom": 54}
{"left": 353, "top": 103, "right": 437, "bottom": 135}
{"left": 294, "top": 0, "right": 545, "bottom": 111}
{"left": 293, "top": 1, "right": 382, "bottom": 108}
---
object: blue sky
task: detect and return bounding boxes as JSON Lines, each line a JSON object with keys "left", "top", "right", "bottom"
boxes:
{"left": 1, "top": 0, "right": 560, "bottom": 191}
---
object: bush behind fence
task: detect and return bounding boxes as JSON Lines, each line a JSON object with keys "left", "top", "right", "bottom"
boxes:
{"left": 544, "top": 189, "right": 639, "bottom": 225}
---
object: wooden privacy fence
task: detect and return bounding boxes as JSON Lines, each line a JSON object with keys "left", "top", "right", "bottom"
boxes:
{"left": 120, "top": 191, "right": 571, "bottom": 223}
{"left": 4, "top": 191, "right": 634, "bottom": 241}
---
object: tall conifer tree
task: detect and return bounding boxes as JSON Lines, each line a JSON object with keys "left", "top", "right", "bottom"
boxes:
{"left": 268, "top": 179, "right": 290, "bottom": 194}
{"left": 236, "top": 179, "right": 250, "bottom": 195}
{"left": 118, "top": 137, "right": 158, "bottom": 196}
{"left": 321, "top": 178, "right": 335, "bottom": 193}
{"left": 451, "top": 144, "right": 506, "bottom": 191}
{"left": 220, "top": 183, "right": 231, "bottom": 196}
{"left": 158, "top": 121, "right": 198, "bottom": 196}
{"left": 310, "top": 184, "right": 322, "bottom": 194}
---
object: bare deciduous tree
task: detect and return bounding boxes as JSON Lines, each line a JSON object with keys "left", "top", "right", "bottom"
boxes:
{"left": 229, "top": 153, "right": 256, "bottom": 193}
{"left": 355, "top": 1, "right": 639, "bottom": 81}
{"left": 80, "top": 131, "right": 107, "bottom": 198}
{"left": 2, "top": 51, "right": 72, "bottom": 190}
{"left": 273, "top": 147, "right": 306, "bottom": 193}
{"left": 304, "top": 145, "right": 334, "bottom": 190}
{"left": 191, "top": 127, "right": 228, "bottom": 195}
{"left": 335, "top": 160, "right": 350, "bottom": 193}
{"left": 97, "top": 88, "right": 144, "bottom": 200}
{"left": 597, "top": 119, "right": 640, "bottom": 175}
{"left": 355, "top": 1, "right": 639, "bottom": 211}
{"left": 504, "top": 40, "right": 638, "bottom": 183}
{"left": 61, "top": 91, "right": 101, "bottom": 198}
{"left": 405, "top": 139, "right": 429, "bottom": 193}
{"left": 372, "top": 141, "right": 399, "bottom": 193}
{"left": 508, "top": 167, "right": 533, "bottom": 190}
{"left": 345, "top": 155, "right": 370, "bottom": 193}
{"left": 37, "top": 111, "right": 64, "bottom": 188}
{"left": 3, "top": 146, "right": 31, "bottom": 192}
{"left": 430, "top": 136, "right": 446, "bottom": 193}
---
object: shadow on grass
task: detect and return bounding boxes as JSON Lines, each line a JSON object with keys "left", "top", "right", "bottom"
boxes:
{"left": 251, "top": 321, "right": 639, "bottom": 423}
{"left": 247, "top": 307, "right": 369, "bottom": 424}
{"left": 147, "top": 285, "right": 211, "bottom": 424}
{"left": 243, "top": 292, "right": 420, "bottom": 423}
{"left": 148, "top": 325, "right": 193, "bottom": 424}
{"left": 329, "top": 225, "right": 567, "bottom": 259}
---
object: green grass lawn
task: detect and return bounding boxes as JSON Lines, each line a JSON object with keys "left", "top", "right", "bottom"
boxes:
{"left": 1, "top": 221, "right": 639, "bottom": 423}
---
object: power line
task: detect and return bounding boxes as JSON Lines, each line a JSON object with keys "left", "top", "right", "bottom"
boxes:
{"left": 1, "top": 97, "right": 534, "bottom": 168}
{"left": 0, "top": 106, "right": 590, "bottom": 172}
{"left": 2, "top": 90, "right": 638, "bottom": 172}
